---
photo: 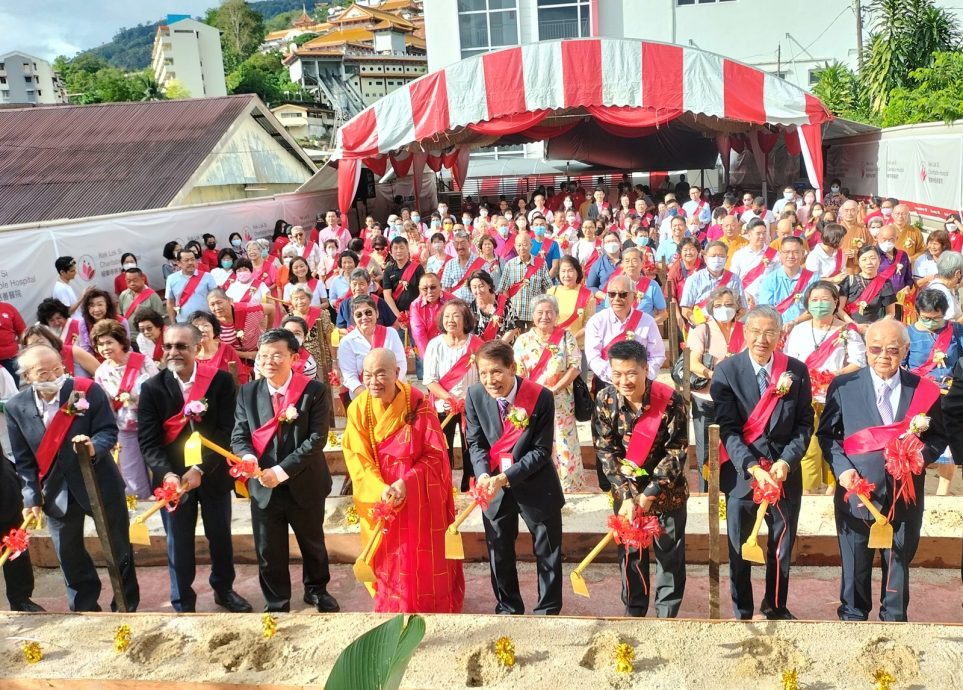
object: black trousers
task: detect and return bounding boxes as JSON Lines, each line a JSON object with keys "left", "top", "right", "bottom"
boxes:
{"left": 160, "top": 488, "right": 236, "bottom": 612}
{"left": 251, "top": 486, "right": 330, "bottom": 612}
{"left": 691, "top": 397, "right": 715, "bottom": 491}
{"left": 481, "top": 489, "right": 563, "bottom": 615}
{"left": 439, "top": 411, "right": 470, "bottom": 491}
{"left": 1, "top": 514, "right": 34, "bottom": 607}
{"left": 835, "top": 506, "right": 922, "bottom": 622}
{"left": 590, "top": 376, "right": 611, "bottom": 492}
{"left": 725, "top": 492, "right": 801, "bottom": 619}
{"left": 612, "top": 498, "right": 687, "bottom": 618}
{"left": 47, "top": 497, "right": 140, "bottom": 612}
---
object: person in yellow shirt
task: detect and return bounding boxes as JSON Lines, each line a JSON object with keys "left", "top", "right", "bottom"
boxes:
{"left": 891, "top": 204, "right": 926, "bottom": 260}
{"left": 719, "top": 215, "right": 747, "bottom": 268}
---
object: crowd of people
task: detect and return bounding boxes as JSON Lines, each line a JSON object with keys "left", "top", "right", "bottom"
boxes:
{"left": 1, "top": 176, "right": 961, "bottom": 623}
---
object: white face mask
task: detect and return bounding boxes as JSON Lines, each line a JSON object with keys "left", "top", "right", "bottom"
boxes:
{"left": 869, "top": 225, "right": 881, "bottom": 238}
{"left": 878, "top": 240, "right": 896, "bottom": 253}
{"left": 603, "top": 241, "right": 621, "bottom": 254}
{"left": 946, "top": 223, "right": 957, "bottom": 232}
{"left": 32, "top": 373, "right": 68, "bottom": 396}
{"left": 122, "top": 262, "right": 137, "bottom": 270}
{"left": 783, "top": 192, "right": 794, "bottom": 200}
{"left": 881, "top": 207, "right": 892, "bottom": 217}
{"left": 563, "top": 200, "right": 572, "bottom": 209}
{"left": 713, "top": 306, "right": 736, "bottom": 323}
{"left": 479, "top": 209, "right": 488, "bottom": 217}
{"left": 326, "top": 246, "right": 336, "bottom": 256}
{"left": 283, "top": 257, "right": 293, "bottom": 266}
{"left": 295, "top": 335, "right": 304, "bottom": 346}
{"left": 706, "top": 256, "right": 726, "bottom": 272}
{"left": 831, "top": 185, "right": 840, "bottom": 193}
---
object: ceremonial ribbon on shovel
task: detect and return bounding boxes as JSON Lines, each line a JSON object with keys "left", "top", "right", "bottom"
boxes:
{"left": 184, "top": 431, "right": 261, "bottom": 497}
{"left": 353, "top": 500, "right": 396, "bottom": 585}
{"left": 0, "top": 514, "right": 39, "bottom": 567}
{"left": 444, "top": 480, "right": 493, "bottom": 560}
{"left": 571, "top": 511, "right": 663, "bottom": 598}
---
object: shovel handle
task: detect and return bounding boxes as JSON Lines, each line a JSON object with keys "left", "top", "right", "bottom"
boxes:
{"left": 748, "top": 500, "right": 769, "bottom": 541}
{"left": 360, "top": 519, "right": 385, "bottom": 563}
{"left": 856, "top": 493, "right": 888, "bottom": 524}
{"left": 265, "top": 295, "right": 292, "bottom": 307}
{"left": 573, "top": 530, "right": 615, "bottom": 575}
{"left": 448, "top": 500, "right": 480, "bottom": 533}
{"left": 132, "top": 482, "right": 189, "bottom": 524}
{"left": 199, "top": 437, "right": 243, "bottom": 464}
{"left": 440, "top": 412, "right": 456, "bottom": 430}
{"left": 0, "top": 515, "right": 37, "bottom": 566}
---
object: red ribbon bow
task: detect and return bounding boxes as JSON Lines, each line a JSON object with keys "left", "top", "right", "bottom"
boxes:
{"left": 750, "top": 458, "right": 782, "bottom": 505}
{"left": 327, "top": 370, "right": 342, "bottom": 387}
{"left": 884, "top": 433, "right": 925, "bottom": 506}
{"left": 153, "top": 484, "right": 182, "bottom": 513}
{"left": 843, "top": 477, "right": 877, "bottom": 503}
{"left": 810, "top": 370, "right": 834, "bottom": 397}
{"left": 468, "top": 478, "right": 494, "bottom": 511}
{"left": 447, "top": 398, "right": 466, "bottom": 416}
{"left": 229, "top": 457, "right": 260, "bottom": 480}
{"left": 607, "top": 511, "right": 664, "bottom": 550}
{"left": 370, "top": 500, "right": 396, "bottom": 532}
{"left": 1, "top": 527, "right": 30, "bottom": 560}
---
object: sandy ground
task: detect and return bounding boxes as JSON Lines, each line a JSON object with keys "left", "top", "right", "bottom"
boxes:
{"left": 2, "top": 611, "right": 962, "bottom": 689}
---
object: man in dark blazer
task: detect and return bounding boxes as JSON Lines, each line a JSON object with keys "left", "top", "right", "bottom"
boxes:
{"left": 464, "top": 339, "right": 564, "bottom": 615}
{"left": 138, "top": 322, "right": 251, "bottom": 613}
{"left": 232, "top": 329, "right": 336, "bottom": 613}
{"left": 710, "top": 305, "right": 813, "bottom": 620}
{"left": 819, "top": 319, "right": 946, "bottom": 622}
{"left": 5, "top": 344, "right": 139, "bottom": 612}
{"left": 940, "top": 357, "right": 963, "bottom": 586}
{"left": 1, "top": 449, "right": 42, "bottom": 611}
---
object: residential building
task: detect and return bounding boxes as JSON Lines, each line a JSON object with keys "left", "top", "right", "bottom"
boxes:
{"left": 151, "top": 14, "right": 227, "bottom": 99}
{"left": 0, "top": 52, "right": 66, "bottom": 105}
{"left": 270, "top": 102, "right": 336, "bottom": 142}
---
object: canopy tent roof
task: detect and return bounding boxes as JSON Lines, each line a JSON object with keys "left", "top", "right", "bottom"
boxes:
{"left": 333, "top": 37, "right": 833, "bottom": 215}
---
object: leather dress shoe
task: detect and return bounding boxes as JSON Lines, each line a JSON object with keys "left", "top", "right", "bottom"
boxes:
{"left": 761, "top": 602, "right": 797, "bottom": 620}
{"left": 304, "top": 590, "right": 340, "bottom": 613}
{"left": 214, "top": 590, "right": 253, "bottom": 613}
{"left": 10, "top": 599, "right": 45, "bottom": 613}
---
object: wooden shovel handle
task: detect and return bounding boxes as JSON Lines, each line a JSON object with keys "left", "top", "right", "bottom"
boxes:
{"left": 359, "top": 519, "right": 385, "bottom": 562}
{"left": 440, "top": 412, "right": 456, "bottom": 429}
{"left": 748, "top": 500, "right": 769, "bottom": 540}
{"left": 448, "top": 500, "right": 480, "bottom": 533}
{"left": 856, "top": 493, "right": 888, "bottom": 524}
{"left": 573, "top": 530, "right": 615, "bottom": 575}
{"left": 133, "top": 482, "right": 189, "bottom": 524}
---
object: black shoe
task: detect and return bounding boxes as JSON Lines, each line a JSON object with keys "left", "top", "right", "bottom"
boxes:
{"left": 761, "top": 602, "right": 797, "bottom": 620}
{"left": 10, "top": 599, "right": 45, "bottom": 613}
{"left": 214, "top": 590, "right": 253, "bottom": 613}
{"left": 304, "top": 590, "right": 340, "bottom": 613}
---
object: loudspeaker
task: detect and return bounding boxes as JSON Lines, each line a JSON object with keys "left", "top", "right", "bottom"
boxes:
{"left": 354, "top": 168, "right": 376, "bottom": 203}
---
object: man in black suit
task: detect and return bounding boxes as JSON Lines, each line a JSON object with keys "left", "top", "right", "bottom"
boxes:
{"left": 1, "top": 449, "right": 43, "bottom": 611}
{"left": 710, "top": 305, "right": 813, "bottom": 620}
{"left": 138, "top": 322, "right": 251, "bottom": 613}
{"left": 819, "top": 319, "right": 946, "bottom": 621}
{"left": 232, "top": 329, "right": 336, "bottom": 613}
{"left": 941, "top": 358, "right": 963, "bottom": 586}
{"left": 5, "top": 344, "right": 139, "bottom": 611}
{"left": 464, "top": 339, "right": 564, "bottom": 615}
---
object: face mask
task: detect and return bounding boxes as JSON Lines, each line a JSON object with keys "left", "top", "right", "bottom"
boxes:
{"left": 294, "top": 335, "right": 305, "bottom": 346}
{"left": 667, "top": 208, "right": 678, "bottom": 217}
{"left": 260, "top": 249, "right": 269, "bottom": 259}
{"left": 504, "top": 212, "right": 513, "bottom": 220}
{"left": 231, "top": 238, "right": 242, "bottom": 249}
{"left": 236, "top": 271, "right": 253, "bottom": 284}
{"left": 919, "top": 317, "right": 946, "bottom": 331}
{"left": 326, "top": 246, "right": 336, "bottom": 256}
{"left": 438, "top": 207, "right": 447, "bottom": 215}
{"left": 516, "top": 220, "right": 527, "bottom": 228}
{"left": 635, "top": 236, "right": 650, "bottom": 246}
{"left": 431, "top": 219, "right": 441, "bottom": 228}
{"left": 878, "top": 240, "right": 896, "bottom": 253}
{"left": 463, "top": 217, "right": 472, "bottom": 225}
{"left": 533, "top": 225, "right": 546, "bottom": 236}
{"left": 603, "top": 241, "right": 620, "bottom": 254}
{"left": 497, "top": 225, "right": 509, "bottom": 237}
{"left": 566, "top": 217, "right": 576, "bottom": 226}
{"left": 946, "top": 223, "right": 957, "bottom": 232}
{"left": 480, "top": 209, "right": 488, "bottom": 217}
{"left": 831, "top": 185, "right": 840, "bottom": 193}
{"left": 433, "top": 243, "right": 444, "bottom": 252}
{"left": 206, "top": 242, "right": 216, "bottom": 250}
{"left": 220, "top": 259, "right": 233, "bottom": 269}
{"left": 808, "top": 301, "right": 834, "bottom": 318}
{"left": 411, "top": 215, "right": 420, "bottom": 223}
{"left": 713, "top": 306, "right": 736, "bottom": 323}
{"left": 804, "top": 196, "right": 815, "bottom": 205}
{"left": 122, "top": 262, "right": 137, "bottom": 270}
{"left": 783, "top": 192, "right": 794, "bottom": 200}
{"left": 869, "top": 225, "right": 882, "bottom": 238}
{"left": 881, "top": 207, "right": 892, "bottom": 217}
{"left": 706, "top": 256, "right": 726, "bottom": 272}
{"left": 563, "top": 200, "right": 572, "bottom": 209}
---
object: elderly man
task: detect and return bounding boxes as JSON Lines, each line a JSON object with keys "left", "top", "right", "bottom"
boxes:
{"left": 710, "top": 306, "right": 814, "bottom": 620}
{"left": 166, "top": 248, "right": 217, "bottom": 324}
{"left": 889, "top": 204, "right": 926, "bottom": 261}
{"left": 288, "top": 226, "right": 322, "bottom": 275}
{"left": 757, "top": 236, "right": 819, "bottom": 330}
{"left": 838, "top": 200, "right": 872, "bottom": 273}
{"left": 731, "top": 219, "right": 779, "bottom": 308}
{"left": 5, "top": 345, "right": 139, "bottom": 611}
{"left": 442, "top": 231, "right": 484, "bottom": 301}
{"left": 682, "top": 185, "right": 711, "bottom": 229}
{"left": 497, "top": 233, "right": 553, "bottom": 332}
{"left": 119, "top": 268, "right": 164, "bottom": 322}
{"left": 335, "top": 268, "right": 396, "bottom": 332}
{"left": 928, "top": 251, "right": 963, "bottom": 321}
{"left": 679, "top": 241, "right": 746, "bottom": 325}
{"left": 818, "top": 320, "right": 946, "bottom": 621}
{"left": 876, "top": 223, "right": 914, "bottom": 296}
{"left": 342, "top": 348, "right": 464, "bottom": 613}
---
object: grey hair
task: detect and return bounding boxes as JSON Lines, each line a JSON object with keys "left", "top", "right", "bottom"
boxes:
{"left": 16, "top": 344, "right": 61, "bottom": 377}
{"left": 531, "top": 294, "right": 559, "bottom": 315}
{"left": 349, "top": 268, "right": 371, "bottom": 283}
{"left": 937, "top": 250, "right": 963, "bottom": 279}
{"left": 207, "top": 287, "right": 230, "bottom": 302}
{"left": 608, "top": 273, "right": 636, "bottom": 293}
{"left": 744, "top": 305, "right": 782, "bottom": 329}
{"left": 245, "top": 240, "right": 261, "bottom": 252}
{"left": 167, "top": 322, "right": 202, "bottom": 345}
{"left": 289, "top": 284, "right": 313, "bottom": 299}
{"left": 865, "top": 318, "right": 909, "bottom": 347}
{"left": 706, "top": 286, "right": 738, "bottom": 309}
{"left": 351, "top": 294, "right": 377, "bottom": 314}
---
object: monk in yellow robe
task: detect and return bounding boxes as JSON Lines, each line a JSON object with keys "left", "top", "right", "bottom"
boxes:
{"left": 342, "top": 348, "right": 465, "bottom": 613}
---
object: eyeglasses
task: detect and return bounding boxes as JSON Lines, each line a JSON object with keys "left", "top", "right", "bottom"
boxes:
{"left": 867, "top": 345, "right": 902, "bottom": 356}
{"left": 162, "top": 342, "right": 192, "bottom": 351}
{"left": 354, "top": 309, "right": 375, "bottom": 318}
{"left": 607, "top": 291, "right": 629, "bottom": 299}
{"left": 746, "top": 328, "right": 780, "bottom": 340}
{"left": 256, "top": 353, "right": 289, "bottom": 364}
{"left": 31, "top": 365, "right": 65, "bottom": 381}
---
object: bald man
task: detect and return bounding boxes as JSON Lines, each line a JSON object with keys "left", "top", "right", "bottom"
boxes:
{"left": 838, "top": 200, "right": 871, "bottom": 273}
{"left": 890, "top": 204, "right": 926, "bottom": 261}
{"left": 5, "top": 345, "right": 139, "bottom": 611}
{"left": 818, "top": 320, "right": 946, "bottom": 621}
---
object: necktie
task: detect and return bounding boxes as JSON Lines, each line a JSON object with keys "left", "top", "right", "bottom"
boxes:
{"left": 757, "top": 368, "right": 770, "bottom": 397}
{"left": 877, "top": 380, "right": 894, "bottom": 425}
{"left": 272, "top": 392, "right": 284, "bottom": 416}
{"left": 496, "top": 397, "right": 510, "bottom": 422}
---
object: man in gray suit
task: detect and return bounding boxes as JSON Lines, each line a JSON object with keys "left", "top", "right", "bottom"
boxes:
{"left": 5, "top": 345, "right": 139, "bottom": 611}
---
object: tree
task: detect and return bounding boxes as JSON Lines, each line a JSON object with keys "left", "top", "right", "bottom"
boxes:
{"left": 264, "top": 9, "right": 303, "bottom": 32}
{"left": 135, "top": 71, "right": 166, "bottom": 101}
{"left": 226, "top": 50, "right": 307, "bottom": 105}
{"left": 207, "top": 0, "right": 266, "bottom": 72}
{"left": 881, "top": 51, "right": 963, "bottom": 126}
{"left": 811, "top": 61, "right": 872, "bottom": 123}
{"left": 163, "top": 79, "right": 192, "bottom": 100}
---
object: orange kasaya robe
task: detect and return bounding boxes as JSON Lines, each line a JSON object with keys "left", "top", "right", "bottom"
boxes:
{"left": 342, "top": 382, "right": 464, "bottom": 613}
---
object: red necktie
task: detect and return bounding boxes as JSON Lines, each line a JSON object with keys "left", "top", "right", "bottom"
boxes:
{"left": 272, "top": 392, "right": 283, "bottom": 415}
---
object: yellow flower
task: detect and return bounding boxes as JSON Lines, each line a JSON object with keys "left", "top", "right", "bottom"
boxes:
{"left": 126, "top": 494, "right": 138, "bottom": 511}
{"left": 493, "top": 636, "right": 516, "bottom": 667}
{"left": 262, "top": 614, "right": 278, "bottom": 639}
{"left": 345, "top": 505, "right": 360, "bottom": 526}
{"left": 872, "top": 669, "right": 895, "bottom": 690}
{"left": 613, "top": 642, "right": 635, "bottom": 674}
{"left": 114, "top": 625, "right": 132, "bottom": 653}
{"left": 781, "top": 669, "right": 799, "bottom": 690}
{"left": 22, "top": 641, "right": 42, "bottom": 664}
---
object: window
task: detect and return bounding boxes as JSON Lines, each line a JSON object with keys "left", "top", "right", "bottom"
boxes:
{"left": 25, "top": 76, "right": 32, "bottom": 83}
{"left": 458, "top": 0, "right": 518, "bottom": 59}
{"left": 537, "top": 0, "right": 590, "bottom": 40}
{"left": 808, "top": 68, "right": 822, "bottom": 85}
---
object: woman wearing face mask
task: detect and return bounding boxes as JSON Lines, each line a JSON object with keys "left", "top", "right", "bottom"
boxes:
{"left": 78, "top": 289, "right": 129, "bottom": 360}
{"left": 837, "top": 245, "right": 897, "bottom": 334}
{"left": 228, "top": 232, "right": 244, "bottom": 252}
{"left": 113, "top": 253, "right": 147, "bottom": 296}
{"left": 686, "top": 286, "right": 744, "bottom": 488}
{"left": 223, "top": 257, "right": 271, "bottom": 306}
{"left": 867, "top": 216, "right": 884, "bottom": 241}
{"left": 587, "top": 230, "right": 623, "bottom": 301}
{"left": 316, "top": 239, "right": 340, "bottom": 285}
{"left": 904, "top": 288, "right": 963, "bottom": 494}
{"left": 425, "top": 232, "right": 451, "bottom": 276}
{"left": 410, "top": 211, "right": 427, "bottom": 237}
{"left": 823, "top": 178, "right": 844, "bottom": 211}
{"left": 274, "top": 244, "right": 300, "bottom": 299}
{"left": 20, "top": 324, "right": 100, "bottom": 381}
{"left": 189, "top": 310, "right": 247, "bottom": 384}
{"left": 91, "top": 319, "right": 158, "bottom": 499}
{"left": 211, "top": 248, "right": 238, "bottom": 287}
{"left": 784, "top": 281, "right": 866, "bottom": 494}
{"left": 207, "top": 287, "right": 264, "bottom": 363}
{"left": 943, "top": 213, "right": 963, "bottom": 252}
{"left": 912, "top": 228, "right": 950, "bottom": 289}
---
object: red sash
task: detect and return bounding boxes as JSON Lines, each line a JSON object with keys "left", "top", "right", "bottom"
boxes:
{"left": 204, "top": 342, "right": 231, "bottom": 371}
{"left": 232, "top": 303, "right": 258, "bottom": 341}
{"left": 696, "top": 270, "right": 734, "bottom": 309}
{"left": 251, "top": 374, "right": 312, "bottom": 456}
{"left": 391, "top": 260, "right": 421, "bottom": 301}
{"left": 842, "top": 378, "right": 941, "bottom": 455}
{"left": 506, "top": 260, "right": 544, "bottom": 299}
{"left": 583, "top": 247, "right": 602, "bottom": 274}
{"left": 912, "top": 326, "right": 953, "bottom": 376}
{"left": 487, "top": 378, "right": 543, "bottom": 470}
{"left": 481, "top": 295, "right": 509, "bottom": 341}
{"left": 497, "top": 232, "right": 518, "bottom": 259}
{"left": 774, "top": 269, "right": 814, "bottom": 314}
{"left": 177, "top": 273, "right": 203, "bottom": 309}
{"left": 740, "top": 248, "right": 777, "bottom": 289}
{"left": 62, "top": 343, "right": 75, "bottom": 375}
{"left": 726, "top": 321, "right": 745, "bottom": 355}
{"left": 301, "top": 241, "right": 316, "bottom": 259}
{"left": 449, "top": 257, "right": 485, "bottom": 293}
{"left": 950, "top": 232, "right": 963, "bottom": 252}
{"left": 527, "top": 329, "right": 566, "bottom": 382}
{"left": 123, "top": 288, "right": 155, "bottom": 320}
{"left": 62, "top": 319, "right": 80, "bottom": 346}
{"left": 35, "top": 378, "right": 94, "bottom": 482}
{"left": 635, "top": 276, "right": 652, "bottom": 296}
{"left": 623, "top": 381, "right": 675, "bottom": 468}
{"left": 359, "top": 253, "right": 372, "bottom": 269}
{"left": 293, "top": 349, "right": 311, "bottom": 375}
{"left": 720, "top": 351, "right": 790, "bottom": 464}
{"left": 804, "top": 325, "right": 852, "bottom": 370}
{"left": 537, "top": 239, "right": 556, "bottom": 258}
{"left": 600, "top": 310, "right": 644, "bottom": 359}
{"left": 304, "top": 306, "right": 322, "bottom": 331}
{"left": 372, "top": 324, "right": 388, "bottom": 348}
{"left": 845, "top": 271, "right": 891, "bottom": 315}
{"left": 557, "top": 287, "right": 592, "bottom": 329}
{"left": 152, "top": 332, "right": 164, "bottom": 363}
{"left": 437, "top": 336, "right": 483, "bottom": 393}
{"left": 111, "top": 352, "right": 145, "bottom": 411}
{"left": 162, "top": 364, "right": 218, "bottom": 444}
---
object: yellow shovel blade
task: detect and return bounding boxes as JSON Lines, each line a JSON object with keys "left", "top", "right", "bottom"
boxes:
{"left": 868, "top": 520, "right": 894, "bottom": 550}
{"left": 445, "top": 528, "right": 465, "bottom": 560}
{"left": 570, "top": 570, "right": 590, "bottom": 598}
{"left": 184, "top": 432, "right": 203, "bottom": 467}
{"left": 129, "top": 521, "right": 151, "bottom": 546}
{"left": 234, "top": 479, "right": 250, "bottom": 499}
{"left": 353, "top": 557, "right": 376, "bottom": 583}
{"left": 741, "top": 538, "right": 764, "bottom": 564}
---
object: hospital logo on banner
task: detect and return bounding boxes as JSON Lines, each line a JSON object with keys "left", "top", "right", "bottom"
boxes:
{"left": 78, "top": 255, "right": 97, "bottom": 282}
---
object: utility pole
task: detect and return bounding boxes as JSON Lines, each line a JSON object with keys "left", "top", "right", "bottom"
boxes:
{"left": 777, "top": 43, "right": 781, "bottom": 77}
{"left": 855, "top": 0, "right": 864, "bottom": 72}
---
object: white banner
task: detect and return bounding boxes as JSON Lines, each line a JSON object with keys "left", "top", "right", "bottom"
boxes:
{"left": 0, "top": 190, "right": 337, "bottom": 320}
{"left": 882, "top": 136, "right": 963, "bottom": 217}
{"left": 824, "top": 140, "right": 881, "bottom": 199}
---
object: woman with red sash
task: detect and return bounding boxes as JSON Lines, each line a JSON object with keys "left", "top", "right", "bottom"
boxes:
{"left": 513, "top": 295, "right": 584, "bottom": 492}
{"left": 687, "top": 286, "right": 745, "bottom": 489}
{"left": 423, "top": 299, "right": 480, "bottom": 490}
{"left": 476, "top": 234, "right": 503, "bottom": 287}
{"left": 548, "top": 256, "right": 597, "bottom": 354}
{"left": 665, "top": 238, "right": 703, "bottom": 304}
{"left": 288, "top": 286, "right": 334, "bottom": 385}
{"left": 838, "top": 245, "right": 897, "bottom": 334}
{"left": 468, "top": 270, "right": 519, "bottom": 343}
{"left": 189, "top": 311, "right": 248, "bottom": 384}
{"left": 904, "top": 288, "right": 963, "bottom": 494}
{"left": 131, "top": 309, "right": 167, "bottom": 369}
{"left": 21, "top": 325, "right": 100, "bottom": 382}
{"left": 91, "top": 319, "right": 158, "bottom": 498}
{"left": 283, "top": 256, "right": 327, "bottom": 308}
{"left": 785, "top": 281, "right": 866, "bottom": 494}
{"left": 245, "top": 239, "right": 278, "bottom": 289}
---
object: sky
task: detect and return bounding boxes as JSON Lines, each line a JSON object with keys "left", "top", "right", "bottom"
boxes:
{"left": 0, "top": 1, "right": 216, "bottom": 62}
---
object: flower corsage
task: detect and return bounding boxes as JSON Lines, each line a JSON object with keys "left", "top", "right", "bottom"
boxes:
{"left": 774, "top": 371, "right": 794, "bottom": 397}
{"left": 65, "top": 392, "right": 89, "bottom": 416}
{"left": 507, "top": 406, "right": 529, "bottom": 429}
{"left": 279, "top": 404, "right": 299, "bottom": 424}
{"left": 183, "top": 399, "right": 208, "bottom": 422}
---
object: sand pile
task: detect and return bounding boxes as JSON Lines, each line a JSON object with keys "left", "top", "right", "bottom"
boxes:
{"left": 734, "top": 635, "right": 808, "bottom": 677}
{"left": 850, "top": 636, "right": 921, "bottom": 684}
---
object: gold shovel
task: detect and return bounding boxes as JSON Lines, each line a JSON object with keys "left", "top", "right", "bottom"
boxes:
{"left": 185, "top": 432, "right": 259, "bottom": 496}
{"left": 352, "top": 519, "right": 385, "bottom": 583}
{"left": 856, "top": 493, "right": 894, "bottom": 549}
{"left": 570, "top": 531, "right": 615, "bottom": 598}
{"left": 445, "top": 500, "right": 484, "bottom": 560}
{"left": 0, "top": 515, "right": 36, "bottom": 567}
{"left": 741, "top": 500, "right": 769, "bottom": 564}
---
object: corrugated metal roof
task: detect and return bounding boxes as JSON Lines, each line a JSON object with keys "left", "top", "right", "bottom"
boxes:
{"left": 0, "top": 95, "right": 255, "bottom": 226}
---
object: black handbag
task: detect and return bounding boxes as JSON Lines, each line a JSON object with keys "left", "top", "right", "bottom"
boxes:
{"left": 572, "top": 375, "right": 594, "bottom": 422}
{"left": 670, "top": 322, "right": 714, "bottom": 390}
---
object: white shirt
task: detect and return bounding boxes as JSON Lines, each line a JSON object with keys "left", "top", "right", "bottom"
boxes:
{"left": 423, "top": 335, "right": 480, "bottom": 412}
{"left": 730, "top": 244, "right": 778, "bottom": 301}
{"left": 225, "top": 280, "right": 269, "bottom": 304}
{"left": 52, "top": 280, "right": 77, "bottom": 309}
{"left": 33, "top": 388, "right": 62, "bottom": 428}
{"left": 749, "top": 354, "right": 773, "bottom": 382}
{"left": 337, "top": 326, "right": 407, "bottom": 399}
{"left": 175, "top": 363, "right": 197, "bottom": 399}
{"left": 869, "top": 368, "right": 901, "bottom": 418}
{"left": 740, "top": 209, "right": 776, "bottom": 226}
{"left": 928, "top": 281, "right": 962, "bottom": 319}
{"left": 784, "top": 322, "right": 867, "bottom": 401}
{"left": 805, "top": 244, "right": 841, "bottom": 277}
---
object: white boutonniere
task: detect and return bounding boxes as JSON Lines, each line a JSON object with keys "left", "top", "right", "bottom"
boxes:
{"left": 235, "top": 329, "right": 245, "bottom": 342}
{"left": 116, "top": 391, "right": 132, "bottom": 407}
{"left": 774, "top": 371, "right": 794, "bottom": 397}
{"left": 279, "top": 405, "right": 299, "bottom": 424}
{"left": 507, "top": 406, "right": 529, "bottom": 429}
{"left": 908, "top": 414, "right": 930, "bottom": 435}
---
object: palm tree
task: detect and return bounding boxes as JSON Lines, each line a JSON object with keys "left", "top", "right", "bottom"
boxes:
{"left": 136, "top": 72, "right": 165, "bottom": 101}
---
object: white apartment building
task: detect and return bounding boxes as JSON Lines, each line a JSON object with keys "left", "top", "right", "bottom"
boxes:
{"left": 0, "top": 52, "right": 66, "bottom": 105}
{"left": 152, "top": 15, "right": 228, "bottom": 99}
